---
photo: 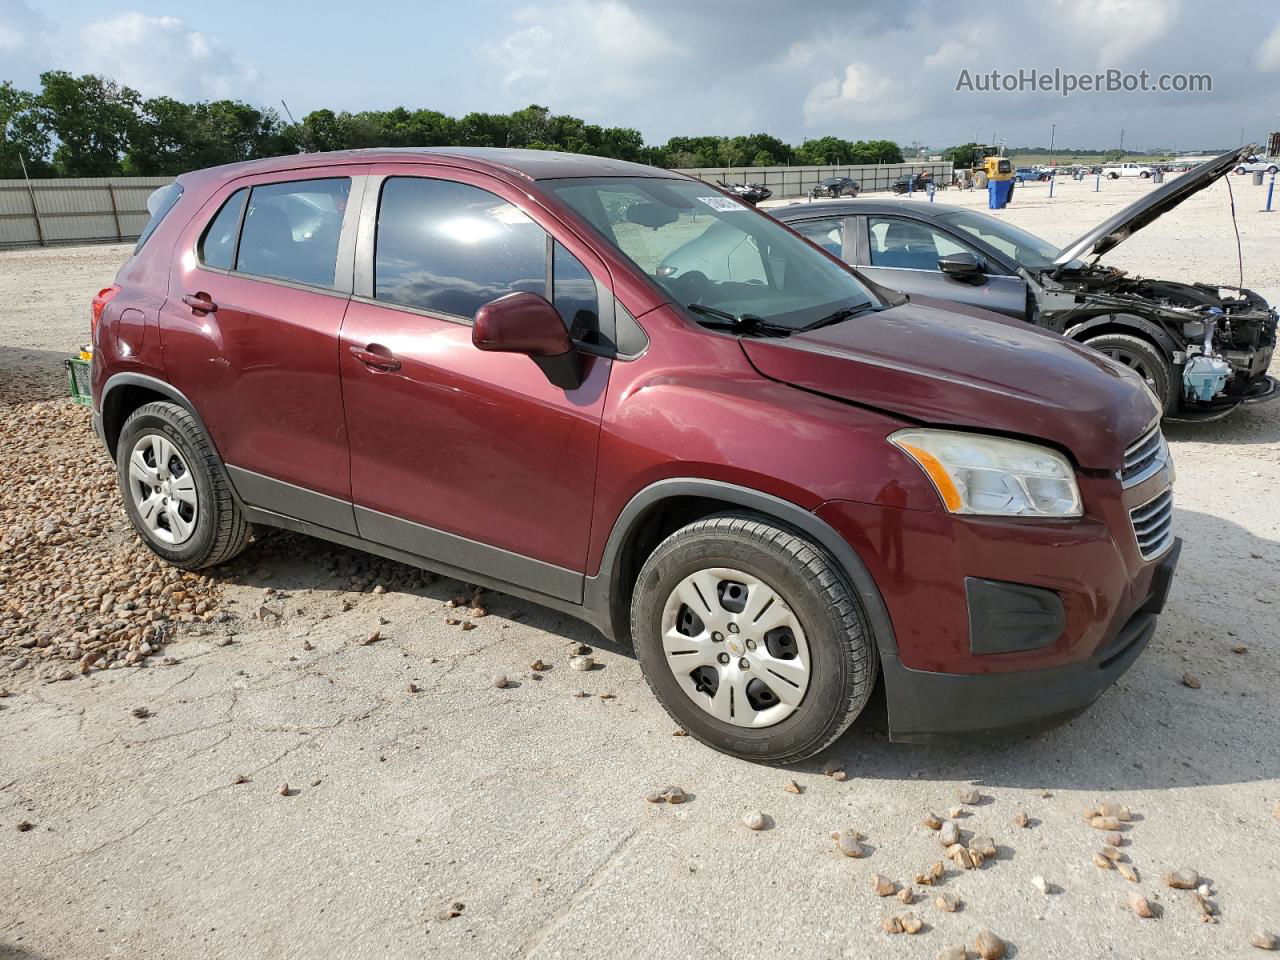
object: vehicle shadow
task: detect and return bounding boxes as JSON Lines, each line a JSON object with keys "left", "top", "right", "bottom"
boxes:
{"left": 0, "top": 942, "right": 53, "bottom": 960}
{"left": 208, "top": 527, "right": 609, "bottom": 652}
{"left": 0, "top": 346, "right": 75, "bottom": 406}
{"left": 813, "top": 502, "right": 1280, "bottom": 791}
{"left": 212, "top": 497, "right": 1278, "bottom": 792}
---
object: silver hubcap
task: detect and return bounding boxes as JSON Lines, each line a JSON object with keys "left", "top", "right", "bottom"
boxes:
{"left": 660, "top": 567, "right": 811, "bottom": 728}
{"left": 127, "top": 433, "right": 198, "bottom": 546}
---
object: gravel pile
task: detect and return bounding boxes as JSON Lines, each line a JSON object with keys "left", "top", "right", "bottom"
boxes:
{"left": 0, "top": 381, "right": 223, "bottom": 683}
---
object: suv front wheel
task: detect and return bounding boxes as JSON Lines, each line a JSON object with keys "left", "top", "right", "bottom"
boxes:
{"left": 630, "top": 514, "right": 877, "bottom": 764}
{"left": 116, "top": 401, "right": 252, "bottom": 569}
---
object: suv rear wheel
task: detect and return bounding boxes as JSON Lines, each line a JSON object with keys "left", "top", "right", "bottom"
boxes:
{"left": 630, "top": 514, "right": 877, "bottom": 764}
{"left": 116, "top": 401, "right": 251, "bottom": 569}
{"left": 1084, "top": 332, "right": 1174, "bottom": 414}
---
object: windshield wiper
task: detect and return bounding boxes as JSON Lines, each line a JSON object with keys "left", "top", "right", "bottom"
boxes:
{"left": 686, "top": 303, "right": 795, "bottom": 337}
{"left": 798, "top": 302, "right": 886, "bottom": 332}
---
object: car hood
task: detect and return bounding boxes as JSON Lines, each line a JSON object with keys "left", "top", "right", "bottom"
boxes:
{"left": 1052, "top": 146, "right": 1254, "bottom": 271}
{"left": 740, "top": 297, "right": 1159, "bottom": 470}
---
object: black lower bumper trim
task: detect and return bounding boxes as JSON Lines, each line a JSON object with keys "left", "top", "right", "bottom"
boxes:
{"left": 882, "top": 540, "right": 1179, "bottom": 744}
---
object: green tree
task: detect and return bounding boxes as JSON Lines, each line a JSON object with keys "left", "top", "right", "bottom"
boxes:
{"left": 846, "top": 139, "right": 903, "bottom": 164}
{"left": 36, "top": 71, "right": 141, "bottom": 176}
{"left": 794, "top": 136, "right": 856, "bottom": 165}
{"left": 942, "top": 142, "right": 983, "bottom": 169}
{"left": 0, "top": 81, "right": 52, "bottom": 178}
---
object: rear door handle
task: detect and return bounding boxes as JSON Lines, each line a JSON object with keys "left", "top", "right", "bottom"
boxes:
{"left": 182, "top": 292, "right": 218, "bottom": 314}
{"left": 349, "top": 343, "right": 401, "bottom": 372}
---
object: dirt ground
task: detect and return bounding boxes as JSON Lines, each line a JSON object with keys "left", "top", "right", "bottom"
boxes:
{"left": 2, "top": 175, "right": 1279, "bottom": 960}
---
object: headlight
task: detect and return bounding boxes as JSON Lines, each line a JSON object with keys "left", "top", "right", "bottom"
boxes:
{"left": 890, "top": 429, "right": 1082, "bottom": 518}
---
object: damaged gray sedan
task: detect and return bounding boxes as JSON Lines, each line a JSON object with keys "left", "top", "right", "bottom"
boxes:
{"left": 766, "top": 146, "right": 1277, "bottom": 421}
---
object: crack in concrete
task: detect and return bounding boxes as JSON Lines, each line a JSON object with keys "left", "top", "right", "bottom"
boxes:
{"left": 521, "top": 827, "right": 640, "bottom": 958}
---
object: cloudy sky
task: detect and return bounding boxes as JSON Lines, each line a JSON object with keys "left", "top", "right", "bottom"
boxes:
{"left": 3, "top": 0, "right": 1279, "bottom": 150}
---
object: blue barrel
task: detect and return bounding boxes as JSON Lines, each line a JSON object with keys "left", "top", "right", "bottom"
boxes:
{"left": 987, "top": 179, "right": 1014, "bottom": 209}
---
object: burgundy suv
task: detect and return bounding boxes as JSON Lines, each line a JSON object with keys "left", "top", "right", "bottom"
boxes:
{"left": 90, "top": 149, "right": 1178, "bottom": 762}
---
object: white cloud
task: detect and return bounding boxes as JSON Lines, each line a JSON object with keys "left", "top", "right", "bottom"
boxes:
{"left": 802, "top": 62, "right": 897, "bottom": 126}
{"left": 488, "top": 0, "right": 684, "bottom": 103}
{"left": 0, "top": 0, "right": 53, "bottom": 65}
{"left": 74, "top": 13, "right": 260, "bottom": 101}
{"left": 1054, "top": 0, "right": 1179, "bottom": 64}
{"left": 1257, "top": 22, "right": 1280, "bottom": 71}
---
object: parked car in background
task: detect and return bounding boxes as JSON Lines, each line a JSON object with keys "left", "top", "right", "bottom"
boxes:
{"left": 1234, "top": 157, "right": 1279, "bottom": 175}
{"left": 716, "top": 179, "right": 771, "bottom": 205}
{"left": 812, "top": 176, "right": 860, "bottom": 199}
{"left": 89, "top": 147, "right": 1176, "bottom": 761}
{"left": 1014, "top": 168, "right": 1048, "bottom": 182}
{"left": 770, "top": 147, "right": 1277, "bottom": 420}
{"left": 890, "top": 171, "right": 932, "bottom": 194}
{"left": 1103, "top": 161, "right": 1154, "bottom": 179}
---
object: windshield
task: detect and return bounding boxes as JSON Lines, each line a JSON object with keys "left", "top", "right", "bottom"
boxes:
{"left": 545, "top": 177, "right": 880, "bottom": 331}
{"left": 936, "top": 208, "right": 1084, "bottom": 271}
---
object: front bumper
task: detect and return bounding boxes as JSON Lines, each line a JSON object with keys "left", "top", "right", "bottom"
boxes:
{"left": 880, "top": 538, "right": 1180, "bottom": 743}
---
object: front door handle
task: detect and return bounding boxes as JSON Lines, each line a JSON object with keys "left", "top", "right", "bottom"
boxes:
{"left": 349, "top": 343, "right": 401, "bottom": 372}
{"left": 182, "top": 292, "right": 218, "bottom": 314}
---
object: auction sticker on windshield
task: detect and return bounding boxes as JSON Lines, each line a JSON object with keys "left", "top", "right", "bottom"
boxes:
{"left": 698, "top": 196, "right": 744, "bottom": 212}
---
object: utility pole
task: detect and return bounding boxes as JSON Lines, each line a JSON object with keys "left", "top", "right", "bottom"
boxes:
{"left": 1048, "top": 123, "right": 1056, "bottom": 168}
{"left": 1118, "top": 128, "right": 1125, "bottom": 157}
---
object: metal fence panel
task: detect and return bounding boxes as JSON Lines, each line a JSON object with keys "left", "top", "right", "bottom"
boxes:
{"left": 0, "top": 163, "right": 952, "bottom": 249}
{"left": 0, "top": 176, "right": 175, "bottom": 249}
{"left": 674, "top": 162, "right": 954, "bottom": 199}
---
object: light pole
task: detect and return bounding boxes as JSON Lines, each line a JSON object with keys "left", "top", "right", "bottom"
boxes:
{"left": 1048, "top": 123, "right": 1056, "bottom": 169}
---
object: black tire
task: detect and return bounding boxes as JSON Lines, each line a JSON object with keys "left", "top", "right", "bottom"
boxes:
{"left": 1268, "top": 166, "right": 1278, "bottom": 175}
{"left": 1108, "top": 172, "right": 1120, "bottom": 180}
{"left": 115, "top": 401, "right": 251, "bottom": 569}
{"left": 630, "top": 513, "right": 877, "bottom": 764}
{"left": 1083, "top": 332, "right": 1175, "bottom": 415}
{"left": 1139, "top": 171, "right": 1150, "bottom": 178}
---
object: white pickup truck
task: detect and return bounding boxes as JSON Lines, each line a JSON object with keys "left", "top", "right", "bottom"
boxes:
{"left": 1102, "top": 162, "right": 1154, "bottom": 179}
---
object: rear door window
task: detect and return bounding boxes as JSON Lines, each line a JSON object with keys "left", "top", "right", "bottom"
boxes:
{"left": 235, "top": 178, "right": 351, "bottom": 288}
{"left": 374, "top": 177, "right": 547, "bottom": 320}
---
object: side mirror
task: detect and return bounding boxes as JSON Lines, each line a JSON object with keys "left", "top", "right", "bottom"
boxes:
{"left": 938, "top": 252, "right": 986, "bottom": 283}
{"left": 473, "top": 292, "right": 583, "bottom": 390}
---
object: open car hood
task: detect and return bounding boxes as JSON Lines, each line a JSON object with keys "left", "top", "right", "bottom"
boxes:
{"left": 740, "top": 297, "right": 1159, "bottom": 470}
{"left": 1052, "top": 146, "right": 1254, "bottom": 271}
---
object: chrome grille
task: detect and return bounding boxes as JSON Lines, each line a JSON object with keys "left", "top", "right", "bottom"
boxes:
{"left": 1129, "top": 488, "right": 1174, "bottom": 560}
{"left": 1120, "top": 426, "right": 1168, "bottom": 487}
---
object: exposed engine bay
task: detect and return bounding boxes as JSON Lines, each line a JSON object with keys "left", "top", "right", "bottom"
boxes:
{"left": 1035, "top": 264, "right": 1278, "bottom": 414}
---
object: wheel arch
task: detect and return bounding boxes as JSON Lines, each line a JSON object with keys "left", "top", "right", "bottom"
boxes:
{"left": 1065, "top": 313, "right": 1180, "bottom": 361}
{"left": 100, "top": 373, "right": 218, "bottom": 461}
{"left": 585, "top": 479, "right": 898, "bottom": 657}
